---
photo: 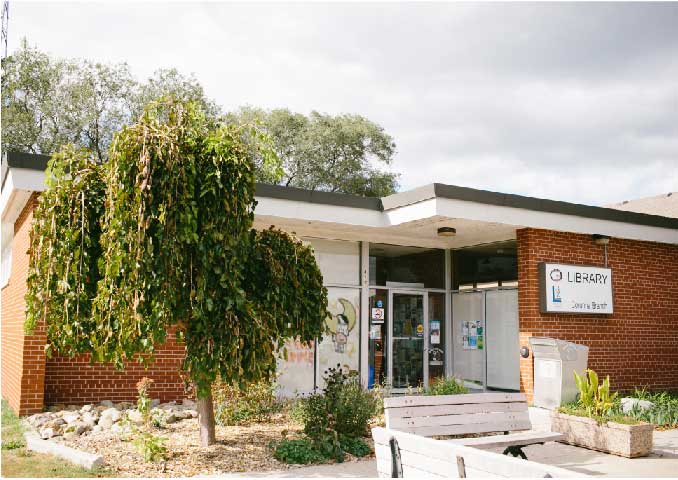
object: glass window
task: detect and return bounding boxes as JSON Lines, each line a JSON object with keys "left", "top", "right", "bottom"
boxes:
{"left": 368, "top": 289, "right": 388, "bottom": 388}
{"left": 452, "top": 241, "right": 517, "bottom": 289}
{"left": 369, "top": 244, "right": 445, "bottom": 289}
{"left": 428, "top": 292, "right": 446, "bottom": 383}
{"left": 304, "top": 238, "right": 360, "bottom": 286}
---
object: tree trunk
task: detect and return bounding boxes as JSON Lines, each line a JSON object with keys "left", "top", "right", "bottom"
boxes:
{"left": 197, "top": 390, "right": 216, "bottom": 447}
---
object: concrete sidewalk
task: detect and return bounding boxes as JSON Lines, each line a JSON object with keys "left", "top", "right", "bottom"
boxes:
{"left": 224, "top": 429, "right": 678, "bottom": 478}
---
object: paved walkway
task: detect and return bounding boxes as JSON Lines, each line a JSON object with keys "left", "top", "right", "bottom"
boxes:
{"left": 224, "top": 429, "right": 678, "bottom": 478}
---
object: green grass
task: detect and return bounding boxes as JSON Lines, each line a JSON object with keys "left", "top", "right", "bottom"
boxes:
{"left": 1, "top": 399, "right": 108, "bottom": 478}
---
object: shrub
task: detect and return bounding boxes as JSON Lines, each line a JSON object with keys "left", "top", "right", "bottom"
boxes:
{"left": 574, "top": 369, "right": 617, "bottom": 418}
{"left": 426, "top": 377, "right": 468, "bottom": 396}
{"left": 340, "top": 436, "right": 371, "bottom": 457}
{"left": 213, "top": 378, "right": 281, "bottom": 426}
{"left": 273, "top": 439, "right": 326, "bottom": 464}
{"left": 132, "top": 431, "right": 167, "bottom": 462}
{"left": 301, "top": 365, "right": 378, "bottom": 440}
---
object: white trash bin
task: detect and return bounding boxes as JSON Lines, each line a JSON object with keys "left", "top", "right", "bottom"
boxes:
{"left": 529, "top": 337, "right": 589, "bottom": 409}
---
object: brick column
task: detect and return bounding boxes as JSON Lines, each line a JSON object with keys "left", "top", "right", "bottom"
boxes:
{"left": 1, "top": 194, "right": 47, "bottom": 415}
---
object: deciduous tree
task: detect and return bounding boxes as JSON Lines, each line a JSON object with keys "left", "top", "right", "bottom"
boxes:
{"left": 25, "top": 99, "right": 328, "bottom": 446}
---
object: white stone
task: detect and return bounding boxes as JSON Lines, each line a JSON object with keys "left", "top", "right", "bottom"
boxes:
{"left": 182, "top": 398, "right": 197, "bottom": 408}
{"left": 63, "top": 413, "right": 80, "bottom": 424}
{"left": 25, "top": 431, "right": 104, "bottom": 470}
{"left": 100, "top": 407, "right": 122, "bottom": 423}
{"left": 81, "top": 412, "right": 98, "bottom": 427}
{"left": 40, "top": 428, "right": 57, "bottom": 439}
{"left": 126, "top": 409, "right": 144, "bottom": 424}
{"left": 91, "top": 425, "right": 103, "bottom": 434}
{"left": 80, "top": 404, "right": 93, "bottom": 413}
{"left": 98, "top": 417, "right": 114, "bottom": 429}
{"left": 151, "top": 399, "right": 161, "bottom": 407}
{"left": 185, "top": 409, "right": 198, "bottom": 418}
{"left": 100, "top": 400, "right": 114, "bottom": 408}
{"left": 621, "top": 398, "right": 654, "bottom": 414}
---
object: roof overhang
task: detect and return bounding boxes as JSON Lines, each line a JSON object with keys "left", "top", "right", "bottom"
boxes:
{"left": 3, "top": 152, "right": 677, "bottom": 248}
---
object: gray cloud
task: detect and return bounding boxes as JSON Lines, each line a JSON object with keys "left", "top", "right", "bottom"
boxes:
{"left": 9, "top": 1, "right": 678, "bottom": 205}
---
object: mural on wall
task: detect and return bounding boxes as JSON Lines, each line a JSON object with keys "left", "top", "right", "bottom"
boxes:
{"left": 276, "top": 338, "right": 315, "bottom": 397}
{"left": 318, "top": 287, "right": 360, "bottom": 383}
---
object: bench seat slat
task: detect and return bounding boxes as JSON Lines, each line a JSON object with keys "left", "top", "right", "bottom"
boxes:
{"left": 384, "top": 392, "right": 526, "bottom": 409}
{"left": 388, "top": 401, "right": 528, "bottom": 420}
{"left": 388, "top": 410, "right": 530, "bottom": 430}
{"left": 446, "top": 431, "right": 564, "bottom": 449}
{"left": 396, "top": 419, "right": 532, "bottom": 437}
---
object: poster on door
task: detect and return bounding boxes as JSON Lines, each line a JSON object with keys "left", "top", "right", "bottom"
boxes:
{"left": 462, "top": 320, "right": 484, "bottom": 350}
{"left": 317, "top": 287, "right": 360, "bottom": 386}
{"left": 276, "top": 337, "right": 315, "bottom": 397}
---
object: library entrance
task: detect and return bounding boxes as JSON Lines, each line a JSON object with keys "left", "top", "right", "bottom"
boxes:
{"left": 369, "top": 288, "right": 447, "bottom": 391}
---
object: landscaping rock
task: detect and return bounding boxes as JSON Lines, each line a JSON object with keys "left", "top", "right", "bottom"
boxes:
{"left": 185, "top": 409, "right": 198, "bottom": 418}
{"left": 621, "top": 398, "right": 654, "bottom": 414}
{"left": 151, "top": 398, "right": 161, "bottom": 407}
{"left": 63, "top": 412, "right": 81, "bottom": 424}
{"left": 40, "top": 427, "right": 57, "bottom": 439}
{"left": 81, "top": 411, "right": 98, "bottom": 427}
{"left": 80, "top": 404, "right": 93, "bottom": 413}
{"left": 127, "top": 409, "right": 144, "bottom": 424}
{"left": 165, "top": 413, "right": 179, "bottom": 424}
{"left": 91, "top": 425, "right": 103, "bottom": 434}
{"left": 100, "top": 400, "right": 115, "bottom": 408}
{"left": 98, "top": 416, "right": 114, "bottom": 429}
{"left": 182, "top": 398, "right": 197, "bottom": 408}
{"left": 100, "top": 407, "right": 122, "bottom": 423}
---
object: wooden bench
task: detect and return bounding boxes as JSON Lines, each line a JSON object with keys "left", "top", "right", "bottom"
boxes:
{"left": 373, "top": 427, "right": 584, "bottom": 478}
{"left": 383, "top": 392, "right": 563, "bottom": 459}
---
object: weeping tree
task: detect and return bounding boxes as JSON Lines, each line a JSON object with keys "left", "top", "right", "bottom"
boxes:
{"left": 26, "top": 99, "right": 328, "bottom": 446}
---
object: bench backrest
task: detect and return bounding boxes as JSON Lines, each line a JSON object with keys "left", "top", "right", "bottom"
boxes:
{"left": 372, "top": 427, "right": 584, "bottom": 478}
{"left": 384, "top": 392, "right": 531, "bottom": 437}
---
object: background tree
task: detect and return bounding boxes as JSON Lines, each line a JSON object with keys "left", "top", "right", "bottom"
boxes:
{"left": 3, "top": 41, "right": 400, "bottom": 196}
{"left": 25, "top": 99, "right": 328, "bottom": 446}
{"left": 226, "top": 107, "right": 399, "bottom": 196}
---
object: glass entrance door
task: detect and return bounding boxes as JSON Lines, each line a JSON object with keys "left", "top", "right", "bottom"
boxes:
{"left": 390, "top": 292, "right": 426, "bottom": 390}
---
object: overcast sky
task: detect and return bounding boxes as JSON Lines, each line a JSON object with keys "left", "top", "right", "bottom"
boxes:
{"left": 8, "top": 1, "right": 678, "bottom": 205}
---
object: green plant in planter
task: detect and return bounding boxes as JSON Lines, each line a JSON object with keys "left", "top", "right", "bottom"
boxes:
{"left": 573, "top": 369, "right": 618, "bottom": 418}
{"left": 426, "top": 377, "right": 468, "bottom": 396}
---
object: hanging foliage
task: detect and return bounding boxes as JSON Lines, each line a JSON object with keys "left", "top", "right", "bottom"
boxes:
{"left": 26, "top": 98, "right": 328, "bottom": 429}
{"left": 25, "top": 146, "right": 106, "bottom": 357}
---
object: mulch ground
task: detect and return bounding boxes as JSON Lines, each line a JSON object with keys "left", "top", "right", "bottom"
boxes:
{"left": 63, "top": 413, "right": 373, "bottom": 477}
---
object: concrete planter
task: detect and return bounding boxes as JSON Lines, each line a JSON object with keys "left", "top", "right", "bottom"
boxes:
{"left": 551, "top": 411, "right": 653, "bottom": 458}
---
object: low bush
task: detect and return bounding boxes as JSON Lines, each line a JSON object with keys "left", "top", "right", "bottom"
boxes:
{"left": 213, "top": 378, "right": 281, "bottom": 426}
{"left": 340, "top": 435, "right": 371, "bottom": 457}
{"left": 300, "top": 366, "right": 379, "bottom": 439}
{"left": 426, "top": 377, "right": 468, "bottom": 396}
{"left": 272, "top": 438, "right": 326, "bottom": 464}
{"left": 276, "top": 365, "right": 377, "bottom": 464}
{"left": 132, "top": 431, "right": 168, "bottom": 462}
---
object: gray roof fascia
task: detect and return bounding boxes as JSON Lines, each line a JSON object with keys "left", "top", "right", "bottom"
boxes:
{"left": 255, "top": 183, "right": 383, "bottom": 211}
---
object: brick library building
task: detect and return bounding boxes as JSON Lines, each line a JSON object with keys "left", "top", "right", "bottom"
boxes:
{"left": 2, "top": 152, "right": 677, "bottom": 415}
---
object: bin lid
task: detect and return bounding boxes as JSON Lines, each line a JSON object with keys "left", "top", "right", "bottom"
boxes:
{"left": 529, "top": 337, "right": 557, "bottom": 346}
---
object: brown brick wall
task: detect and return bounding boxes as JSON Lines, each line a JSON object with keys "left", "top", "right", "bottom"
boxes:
{"left": 1, "top": 194, "right": 47, "bottom": 415}
{"left": 517, "top": 228, "right": 678, "bottom": 401}
{"left": 44, "top": 337, "right": 187, "bottom": 405}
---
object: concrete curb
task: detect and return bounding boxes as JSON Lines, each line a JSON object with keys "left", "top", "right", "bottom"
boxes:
{"left": 24, "top": 431, "right": 104, "bottom": 470}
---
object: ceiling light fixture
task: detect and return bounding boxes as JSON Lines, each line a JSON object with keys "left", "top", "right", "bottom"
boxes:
{"left": 437, "top": 227, "right": 456, "bottom": 237}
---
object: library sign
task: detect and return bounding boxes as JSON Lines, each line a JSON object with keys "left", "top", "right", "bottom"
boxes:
{"left": 539, "top": 263, "right": 613, "bottom": 314}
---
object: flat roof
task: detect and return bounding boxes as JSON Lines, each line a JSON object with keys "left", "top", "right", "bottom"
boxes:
{"left": 4, "top": 151, "right": 678, "bottom": 231}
